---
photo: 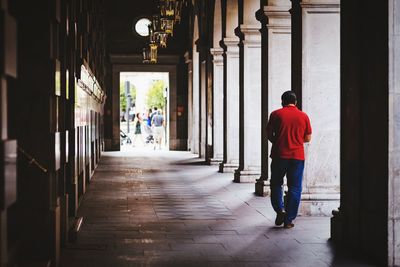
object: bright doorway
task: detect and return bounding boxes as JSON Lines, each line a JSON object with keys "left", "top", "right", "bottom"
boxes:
{"left": 119, "top": 72, "right": 170, "bottom": 150}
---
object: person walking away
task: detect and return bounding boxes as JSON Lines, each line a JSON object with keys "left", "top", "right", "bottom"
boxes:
{"left": 151, "top": 110, "right": 165, "bottom": 150}
{"left": 132, "top": 113, "right": 144, "bottom": 147}
{"left": 266, "top": 91, "right": 312, "bottom": 229}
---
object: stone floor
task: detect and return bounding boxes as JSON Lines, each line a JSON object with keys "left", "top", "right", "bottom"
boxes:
{"left": 60, "top": 149, "right": 377, "bottom": 267}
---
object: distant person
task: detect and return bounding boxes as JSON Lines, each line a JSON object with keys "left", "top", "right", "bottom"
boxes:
{"left": 132, "top": 113, "right": 144, "bottom": 147}
{"left": 266, "top": 91, "right": 312, "bottom": 229}
{"left": 121, "top": 109, "right": 126, "bottom": 122}
{"left": 146, "top": 108, "right": 153, "bottom": 127}
{"left": 150, "top": 107, "right": 157, "bottom": 121}
{"left": 151, "top": 110, "right": 165, "bottom": 150}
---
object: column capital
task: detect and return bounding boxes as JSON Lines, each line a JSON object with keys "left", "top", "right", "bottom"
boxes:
{"left": 239, "top": 24, "right": 261, "bottom": 45}
{"left": 210, "top": 47, "right": 224, "bottom": 64}
{"left": 223, "top": 36, "right": 240, "bottom": 47}
{"left": 264, "top": 5, "right": 291, "bottom": 31}
{"left": 299, "top": 0, "right": 340, "bottom": 9}
{"left": 210, "top": 47, "right": 224, "bottom": 56}
{"left": 239, "top": 24, "right": 261, "bottom": 35}
{"left": 223, "top": 37, "right": 240, "bottom": 55}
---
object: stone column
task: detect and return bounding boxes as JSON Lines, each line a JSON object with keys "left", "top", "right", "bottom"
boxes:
{"left": 210, "top": 0, "right": 224, "bottom": 164}
{"left": 219, "top": 0, "right": 240, "bottom": 173}
{"left": 291, "top": 0, "right": 340, "bottom": 216}
{"left": 200, "top": 60, "right": 207, "bottom": 158}
{"left": 210, "top": 48, "right": 224, "bottom": 164}
{"left": 191, "top": 16, "right": 200, "bottom": 155}
{"left": 219, "top": 37, "right": 240, "bottom": 172}
{"left": 185, "top": 52, "right": 193, "bottom": 151}
{"left": 234, "top": 0, "right": 262, "bottom": 183}
{"left": 388, "top": 0, "right": 399, "bottom": 265}
{"left": 255, "top": 1, "right": 292, "bottom": 195}
{"left": 192, "top": 50, "right": 200, "bottom": 155}
{"left": 331, "top": 0, "right": 390, "bottom": 263}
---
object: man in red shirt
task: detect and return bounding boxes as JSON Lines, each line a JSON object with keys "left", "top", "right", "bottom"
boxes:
{"left": 266, "top": 91, "right": 312, "bottom": 229}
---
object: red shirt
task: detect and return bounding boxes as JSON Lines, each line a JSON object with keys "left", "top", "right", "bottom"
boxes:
{"left": 267, "top": 105, "right": 312, "bottom": 160}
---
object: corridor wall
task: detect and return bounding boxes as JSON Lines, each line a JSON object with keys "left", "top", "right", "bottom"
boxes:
{"left": 2, "top": 0, "right": 107, "bottom": 266}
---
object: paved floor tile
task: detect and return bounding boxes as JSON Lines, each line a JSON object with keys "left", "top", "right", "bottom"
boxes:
{"left": 60, "top": 149, "right": 378, "bottom": 267}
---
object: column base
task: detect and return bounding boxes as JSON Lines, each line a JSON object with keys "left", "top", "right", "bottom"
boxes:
{"left": 299, "top": 193, "right": 340, "bottom": 216}
{"left": 209, "top": 158, "right": 223, "bottom": 166}
{"left": 219, "top": 162, "right": 239, "bottom": 173}
{"left": 234, "top": 169, "right": 261, "bottom": 183}
{"left": 330, "top": 209, "right": 342, "bottom": 242}
{"left": 255, "top": 178, "right": 270, "bottom": 196}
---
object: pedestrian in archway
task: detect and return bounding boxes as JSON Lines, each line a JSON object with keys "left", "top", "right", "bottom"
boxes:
{"left": 151, "top": 110, "right": 165, "bottom": 150}
{"left": 132, "top": 112, "right": 144, "bottom": 147}
{"left": 267, "top": 91, "right": 312, "bottom": 229}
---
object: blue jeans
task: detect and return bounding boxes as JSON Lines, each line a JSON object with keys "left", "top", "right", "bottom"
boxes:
{"left": 270, "top": 158, "right": 305, "bottom": 224}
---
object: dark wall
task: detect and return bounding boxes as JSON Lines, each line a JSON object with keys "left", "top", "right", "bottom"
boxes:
{"left": 5, "top": 0, "right": 107, "bottom": 265}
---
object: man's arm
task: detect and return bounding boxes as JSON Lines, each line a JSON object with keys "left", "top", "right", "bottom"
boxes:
{"left": 267, "top": 129, "right": 276, "bottom": 143}
{"left": 304, "top": 134, "right": 312, "bottom": 143}
{"left": 266, "top": 114, "right": 276, "bottom": 143}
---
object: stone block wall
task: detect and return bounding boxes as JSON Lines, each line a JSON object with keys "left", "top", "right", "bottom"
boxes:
{"left": 2, "top": 0, "right": 107, "bottom": 266}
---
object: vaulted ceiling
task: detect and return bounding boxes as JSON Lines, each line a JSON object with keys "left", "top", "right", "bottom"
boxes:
{"left": 104, "top": 0, "right": 190, "bottom": 56}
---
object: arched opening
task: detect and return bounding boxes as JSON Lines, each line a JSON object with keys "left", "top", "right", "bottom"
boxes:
{"left": 119, "top": 72, "right": 170, "bottom": 150}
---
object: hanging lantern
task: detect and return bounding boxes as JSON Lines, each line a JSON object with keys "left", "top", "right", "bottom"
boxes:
{"left": 151, "top": 15, "right": 163, "bottom": 33}
{"left": 161, "top": 18, "right": 174, "bottom": 35}
{"left": 148, "top": 23, "right": 158, "bottom": 44}
{"left": 165, "top": 0, "right": 176, "bottom": 17}
{"left": 159, "top": 0, "right": 167, "bottom": 18}
{"left": 174, "top": 0, "right": 183, "bottom": 23}
{"left": 157, "top": 32, "right": 168, "bottom": 48}
{"left": 142, "top": 47, "right": 151, "bottom": 63}
{"left": 159, "top": 0, "right": 177, "bottom": 19}
{"left": 150, "top": 44, "right": 158, "bottom": 63}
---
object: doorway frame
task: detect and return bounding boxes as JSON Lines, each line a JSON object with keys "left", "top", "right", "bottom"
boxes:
{"left": 107, "top": 55, "right": 180, "bottom": 151}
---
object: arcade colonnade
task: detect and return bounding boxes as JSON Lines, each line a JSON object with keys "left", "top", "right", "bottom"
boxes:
{"left": 187, "top": 0, "right": 400, "bottom": 265}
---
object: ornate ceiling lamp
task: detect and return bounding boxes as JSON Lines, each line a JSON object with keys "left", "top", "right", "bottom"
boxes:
{"left": 142, "top": 47, "right": 151, "bottom": 63}
{"left": 149, "top": 43, "right": 158, "bottom": 64}
{"left": 141, "top": 0, "right": 187, "bottom": 63}
{"left": 174, "top": 0, "right": 184, "bottom": 23}
{"left": 161, "top": 18, "right": 174, "bottom": 36}
{"left": 158, "top": 32, "right": 168, "bottom": 48}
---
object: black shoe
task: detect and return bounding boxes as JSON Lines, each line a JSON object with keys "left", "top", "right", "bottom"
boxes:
{"left": 284, "top": 222, "right": 294, "bottom": 229}
{"left": 275, "top": 211, "right": 286, "bottom": 226}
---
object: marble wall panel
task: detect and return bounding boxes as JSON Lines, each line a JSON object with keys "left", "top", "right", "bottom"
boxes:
{"left": 301, "top": 9, "right": 340, "bottom": 193}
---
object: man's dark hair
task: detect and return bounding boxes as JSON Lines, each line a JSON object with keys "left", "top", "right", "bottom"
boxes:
{"left": 154, "top": 107, "right": 158, "bottom": 111}
{"left": 281, "top": 91, "right": 297, "bottom": 105}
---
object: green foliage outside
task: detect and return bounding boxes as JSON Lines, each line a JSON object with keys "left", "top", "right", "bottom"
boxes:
{"left": 146, "top": 80, "right": 166, "bottom": 110}
{"left": 120, "top": 81, "right": 137, "bottom": 111}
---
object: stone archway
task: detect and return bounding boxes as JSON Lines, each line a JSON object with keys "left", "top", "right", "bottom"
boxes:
{"left": 107, "top": 55, "right": 184, "bottom": 151}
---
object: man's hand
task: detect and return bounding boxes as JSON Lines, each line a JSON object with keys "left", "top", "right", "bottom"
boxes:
{"left": 304, "top": 134, "right": 312, "bottom": 143}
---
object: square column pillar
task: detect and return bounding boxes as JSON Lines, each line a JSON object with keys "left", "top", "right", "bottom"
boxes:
{"left": 234, "top": 26, "right": 262, "bottom": 183}
{"left": 191, "top": 49, "right": 200, "bottom": 155}
{"left": 184, "top": 52, "right": 193, "bottom": 151}
{"left": 200, "top": 60, "right": 207, "bottom": 159}
{"left": 210, "top": 48, "right": 224, "bottom": 165}
{"left": 292, "top": 0, "right": 340, "bottom": 215}
{"left": 389, "top": 0, "right": 400, "bottom": 264}
{"left": 255, "top": 3, "right": 292, "bottom": 196}
{"left": 219, "top": 37, "right": 240, "bottom": 172}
